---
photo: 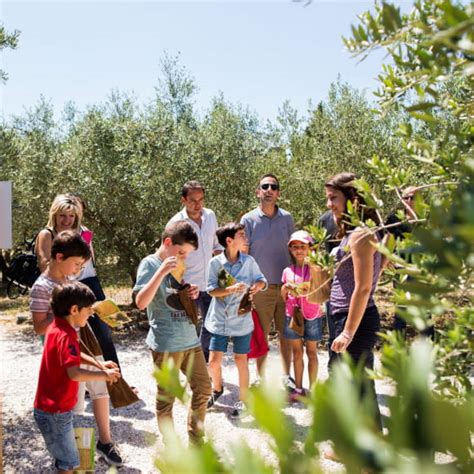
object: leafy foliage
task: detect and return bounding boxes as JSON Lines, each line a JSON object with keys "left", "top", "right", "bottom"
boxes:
{"left": 0, "top": 24, "right": 20, "bottom": 83}
{"left": 305, "top": 225, "right": 335, "bottom": 270}
{"left": 343, "top": 0, "right": 473, "bottom": 400}
{"left": 267, "top": 81, "right": 406, "bottom": 226}
{"left": 1, "top": 63, "right": 409, "bottom": 281}
{"left": 154, "top": 340, "right": 473, "bottom": 473}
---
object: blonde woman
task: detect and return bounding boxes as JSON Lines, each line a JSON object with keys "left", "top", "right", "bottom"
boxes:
{"left": 37, "top": 193, "right": 122, "bottom": 368}
{"left": 36, "top": 195, "right": 83, "bottom": 272}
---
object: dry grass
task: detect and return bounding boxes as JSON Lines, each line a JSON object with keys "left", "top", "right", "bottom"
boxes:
{"left": 102, "top": 285, "right": 133, "bottom": 305}
{"left": 0, "top": 295, "right": 29, "bottom": 315}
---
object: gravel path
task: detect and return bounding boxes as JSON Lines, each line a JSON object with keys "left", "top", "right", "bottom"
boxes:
{"left": 1, "top": 317, "right": 391, "bottom": 473}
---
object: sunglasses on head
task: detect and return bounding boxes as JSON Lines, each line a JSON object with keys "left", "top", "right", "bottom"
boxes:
{"left": 260, "top": 183, "right": 279, "bottom": 191}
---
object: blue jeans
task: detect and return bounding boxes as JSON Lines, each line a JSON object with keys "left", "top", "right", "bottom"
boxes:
{"left": 34, "top": 408, "right": 80, "bottom": 470}
{"left": 197, "top": 291, "right": 212, "bottom": 362}
{"left": 283, "top": 316, "right": 324, "bottom": 341}
{"left": 209, "top": 332, "right": 252, "bottom": 354}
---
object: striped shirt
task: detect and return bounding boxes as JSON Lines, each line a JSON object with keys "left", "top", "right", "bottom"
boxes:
{"left": 30, "top": 274, "right": 64, "bottom": 323}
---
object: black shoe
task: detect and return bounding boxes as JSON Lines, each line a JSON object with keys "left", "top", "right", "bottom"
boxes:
{"left": 96, "top": 441, "right": 123, "bottom": 467}
{"left": 207, "top": 388, "right": 224, "bottom": 409}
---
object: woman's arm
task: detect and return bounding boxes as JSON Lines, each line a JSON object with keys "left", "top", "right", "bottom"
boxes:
{"left": 36, "top": 229, "right": 54, "bottom": 273}
{"left": 332, "top": 230, "right": 376, "bottom": 353}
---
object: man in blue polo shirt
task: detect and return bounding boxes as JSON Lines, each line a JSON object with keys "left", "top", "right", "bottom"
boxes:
{"left": 240, "top": 174, "right": 294, "bottom": 379}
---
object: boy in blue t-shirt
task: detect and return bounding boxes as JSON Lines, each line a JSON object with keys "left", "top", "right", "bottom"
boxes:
{"left": 133, "top": 220, "right": 212, "bottom": 444}
{"left": 205, "top": 223, "right": 267, "bottom": 418}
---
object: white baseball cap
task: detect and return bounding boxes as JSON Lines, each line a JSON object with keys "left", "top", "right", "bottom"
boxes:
{"left": 288, "top": 230, "right": 313, "bottom": 246}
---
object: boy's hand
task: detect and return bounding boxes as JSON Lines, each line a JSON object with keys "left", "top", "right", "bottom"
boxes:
{"left": 227, "top": 282, "right": 246, "bottom": 294}
{"left": 104, "top": 367, "right": 121, "bottom": 383}
{"left": 187, "top": 284, "right": 199, "bottom": 300}
{"left": 249, "top": 281, "right": 265, "bottom": 297}
{"left": 159, "top": 257, "right": 178, "bottom": 276}
{"left": 102, "top": 360, "right": 118, "bottom": 370}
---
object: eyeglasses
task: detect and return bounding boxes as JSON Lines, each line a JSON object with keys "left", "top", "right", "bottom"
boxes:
{"left": 260, "top": 183, "right": 279, "bottom": 191}
{"left": 403, "top": 195, "right": 415, "bottom": 201}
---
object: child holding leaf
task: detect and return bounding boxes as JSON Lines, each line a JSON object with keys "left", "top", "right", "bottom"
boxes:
{"left": 281, "top": 230, "right": 323, "bottom": 401}
{"left": 205, "top": 223, "right": 267, "bottom": 418}
{"left": 133, "top": 220, "right": 211, "bottom": 445}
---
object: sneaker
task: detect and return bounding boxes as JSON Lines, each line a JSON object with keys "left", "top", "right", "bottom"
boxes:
{"left": 207, "top": 388, "right": 224, "bottom": 409}
{"left": 231, "top": 400, "right": 247, "bottom": 419}
{"left": 96, "top": 441, "right": 123, "bottom": 467}
{"left": 282, "top": 375, "right": 297, "bottom": 392}
{"left": 323, "top": 446, "right": 340, "bottom": 463}
{"left": 287, "top": 386, "right": 297, "bottom": 403}
{"left": 289, "top": 388, "right": 307, "bottom": 403}
{"left": 250, "top": 377, "right": 261, "bottom": 388}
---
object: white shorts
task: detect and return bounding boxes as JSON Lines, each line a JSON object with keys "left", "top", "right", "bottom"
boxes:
{"left": 73, "top": 355, "right": 109, "bottom": 414}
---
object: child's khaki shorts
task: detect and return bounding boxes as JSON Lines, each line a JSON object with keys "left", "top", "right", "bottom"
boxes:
{"left": 73, "top": 355, "right": 109, "bottom": 414}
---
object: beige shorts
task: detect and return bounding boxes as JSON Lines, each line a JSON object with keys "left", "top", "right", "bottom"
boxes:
{"left": 252, "top": 284, "right": 286, "bottom": 337}
{"left": 73, "top": 355, "right": 109, "bottom": 414}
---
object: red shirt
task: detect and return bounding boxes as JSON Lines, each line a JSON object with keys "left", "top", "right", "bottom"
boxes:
{"left": 34, "top": 317, "right": 81, "bottom": 412}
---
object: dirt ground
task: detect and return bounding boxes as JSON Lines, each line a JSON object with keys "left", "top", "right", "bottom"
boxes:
{"left": 0, "top": 285, "right": 398, "bottom": 473}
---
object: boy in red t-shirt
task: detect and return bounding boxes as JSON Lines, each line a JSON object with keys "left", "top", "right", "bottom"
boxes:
{"left": 34, "top": 281, "right": 121, "bottom": 474}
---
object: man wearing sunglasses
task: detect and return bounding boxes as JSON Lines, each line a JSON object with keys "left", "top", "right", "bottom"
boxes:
{"left": 241, "top": 174, "right": 295, "bottom": 380}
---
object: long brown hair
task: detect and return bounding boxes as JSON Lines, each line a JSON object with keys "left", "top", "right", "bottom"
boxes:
{"left": 325, "top": 172, "right": 380, "bottom": 238}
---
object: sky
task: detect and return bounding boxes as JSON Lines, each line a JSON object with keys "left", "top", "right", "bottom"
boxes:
{"left": 0, "top": 1, "right": 410, "bottom": 123}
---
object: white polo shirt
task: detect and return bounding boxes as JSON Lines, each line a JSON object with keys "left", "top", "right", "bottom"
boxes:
{"left": 167, "top": 207, "right": 222, "bottom": 291}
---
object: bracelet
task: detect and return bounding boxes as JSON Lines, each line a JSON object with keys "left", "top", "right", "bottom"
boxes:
{"left": 340, "top": 331, "right": 354, "bottom": 342}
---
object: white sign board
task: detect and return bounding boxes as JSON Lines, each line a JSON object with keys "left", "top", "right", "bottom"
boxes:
{"left": 0, "top": 181, "right": 12, "bottom": 249}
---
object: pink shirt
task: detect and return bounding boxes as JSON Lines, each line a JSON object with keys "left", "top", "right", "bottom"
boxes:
{"left": 282, "top": 265, "right": 322, "bottom": 320}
